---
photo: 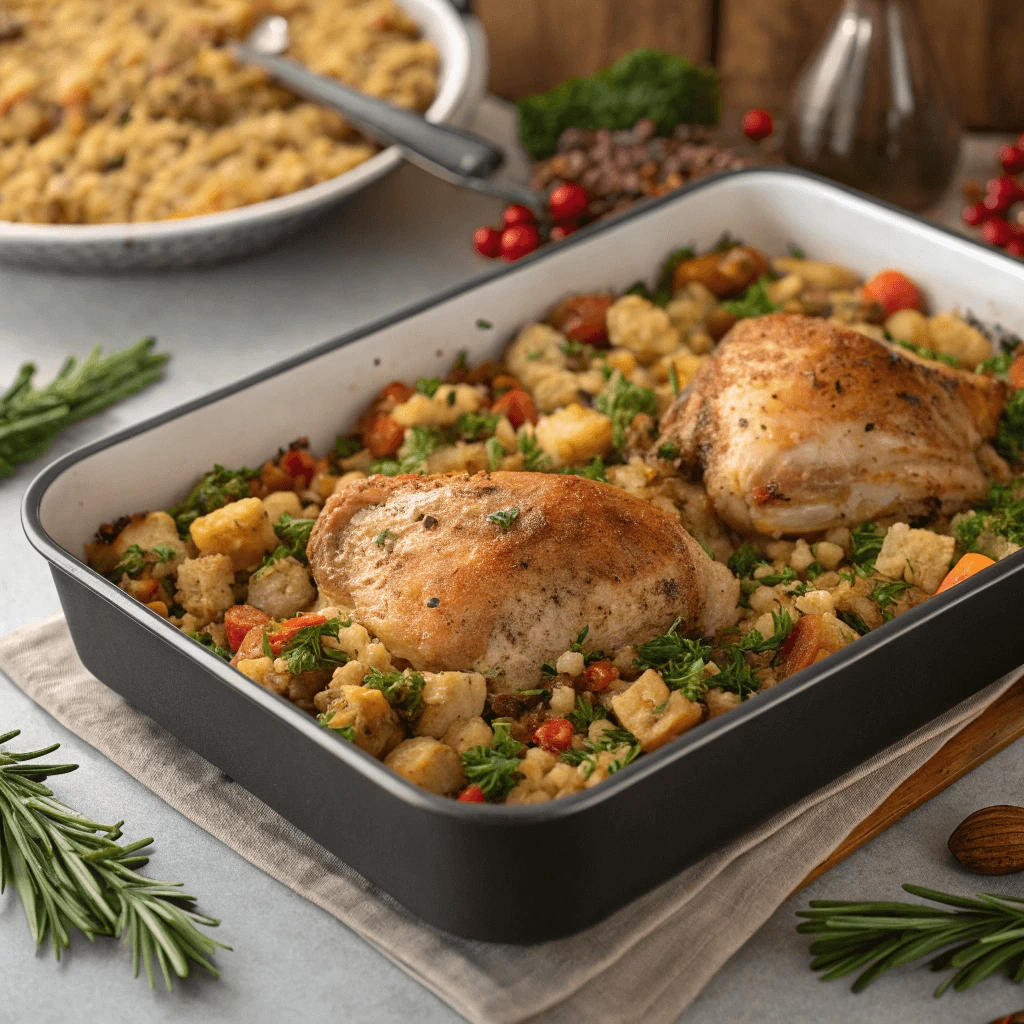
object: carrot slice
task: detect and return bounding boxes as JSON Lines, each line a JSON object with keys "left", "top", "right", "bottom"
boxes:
{"left": 936, "top": 553, "right": 996, "bottom": 594}
{"left": 1008, "top": 355, "right": 1024, "bottom": 390}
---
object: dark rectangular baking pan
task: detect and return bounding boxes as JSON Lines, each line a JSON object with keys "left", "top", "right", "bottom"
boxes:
{"left": 23, "top": 168, "right": 1024, "bottom": 942}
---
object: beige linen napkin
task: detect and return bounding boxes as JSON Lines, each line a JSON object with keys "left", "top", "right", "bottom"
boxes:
{"left": 1, "top": 613, "right": 1019, "bottom": 1024}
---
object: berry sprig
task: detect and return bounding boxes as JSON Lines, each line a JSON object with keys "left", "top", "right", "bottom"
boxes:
{"left": 472, "top": 182, "right": 591, "bottom": 262}
{"left": 962, "top": 135, "right": 1024, "bottom": 259}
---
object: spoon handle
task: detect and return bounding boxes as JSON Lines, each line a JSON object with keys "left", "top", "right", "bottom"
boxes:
{"left": 235, "top": 44, "right": 504, "bottom": 180}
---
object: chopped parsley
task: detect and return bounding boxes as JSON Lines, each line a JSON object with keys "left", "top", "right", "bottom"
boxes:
{"left": 559, "top": 456, "right": 607, "bottom": 482}
{"left": 805, "top": 560, "right": 823, "bottom": 581}
{"left": 274, "top": 513, "right": 315, "bottom": 563}
{"left": 977, "top": 350, "right": 1014, "bottom": 377}
{"left": 188, "top": 631, "right": 232, "bottom": 661}
{"left": 460, "top": 720, "right": 524, "bottom": 801}
{"left": 560, "top": 726, "right": 640, "bottom": 779}
{"left": 278, "top": 619, "right": 349, "bottom": 675}
{"left": 486, "top": 507, "right": 521, "bottom": 531}
{"left": 363, "top": 667, "right": 425, "bottom": 722}
{"left": 657, "top": 441, "right": 678, "bottom": 460}
{"left": 712, "top": 647, "right": 762, "bottom": 699}
{"left": 995, "top": 389, "right": 1024, "bottom": 464}
{"left": 740, "top": 566, "right": 798, "bottom": 597}
{"left": 559, "top": 340, "right": 594, "bottom": 358}
{"left": 595, "top": 373, "right": 659, "bottom": 453}
{"left": 669, "top": 363, "right": 680, "bottom": 395}
{"left": 485, "top": 436, "right": 504, "bottom": 471}
{"left": 476, "top": 319, "right": 493, "bottom": 330}
{"left": 721, "top": 276, "right": 779, "bottom": 319}
{"left": 168, "top": 464, "right": 260, "bottom": 535}
{"left": 891, "top": 336, "right": 959, "bottom": 368}
{"left": 370, "top": 425, "right": 443, "bottom": 476}
{"left": 333, "top": 435, "right": 363, "bottom": 458}
{"left": 634, "top": 618, "right": 711, "bottom": 702}
{"left": 624, "top": 280, "right": 654, "bottom": 302}
{"left": 317, "top": 711, "right": 355, "bottom": 742}
{"left": 653, "top": 247, "right": 695, "bottom": 306}
{"left": 570, "top": 625, "right": 606, "bottom": 665}
{"left": 728, "top": 543, "right": 769, "bottom": 578}
{"left": 252, "top": 544, "right": 290, "bottom": 577}
{"left": 789, "top": 244, "right": 805, "bottom": 259}
{"left": 838, "top": 610, "right": 871, "bottom": 636}
{"left": 111, "top": 544, "right": 148, "bottom": 578}
{"left": 455, "top": 410, "right": 499, "bottom": 440}
{"left": 870, "top": 579, "right": 913, "bottom": 622}
{"left": 415, "top": 376, "right": 443, "bottom": 397}
{"left": 518, "top": 431, "right": 552, "bottom": 471}
{"left": 786, "top": 581, "right": 814, "bottom": 597}
{"left": 732, "top": 608, "right": 794, "bottom": 655}
{"left": 851, "top": 522, "right": 884, "bottom": 575}
{"left": 567, "top": 694, "right": 608, "bottom": 731}
{"left": 955, "top": 479, "right": 1024, "bottom": 553}
{"left": 540, "top": 662, "right": 558, "bottom": 681}
{"left": 375, "top": 528, "right": 396, "bottom": 547}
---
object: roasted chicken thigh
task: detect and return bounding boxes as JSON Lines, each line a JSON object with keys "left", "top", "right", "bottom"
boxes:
{"left": 308, "top": 471, "right": 738, "bottom": 691}
{"left": 658, "top": 314, "right": 1006, "bottom": 537}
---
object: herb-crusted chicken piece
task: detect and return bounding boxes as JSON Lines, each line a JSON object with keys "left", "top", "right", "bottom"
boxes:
{"left": 658, "top": 314, "right": 1007, "bottom": 537}
{"left": 308, "top": 471, "right": 739, "bottom": 692}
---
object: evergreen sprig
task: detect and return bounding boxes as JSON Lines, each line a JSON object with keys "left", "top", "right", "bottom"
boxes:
{"left": 0, "top": 729, "right": 227, "bottom": 988}
{"left": 798, "top": 884, "right": 1024, "bottom": 996}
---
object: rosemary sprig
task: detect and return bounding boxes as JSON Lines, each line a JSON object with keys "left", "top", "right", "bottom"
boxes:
{"left": 0, "top": 729, "right": 227, "bottom": 989}
{"left": 798, "top": 883, "right": 1024, "bottom": 996}
{"left": 0, "top": 339, "right": 167, "bottom": 478}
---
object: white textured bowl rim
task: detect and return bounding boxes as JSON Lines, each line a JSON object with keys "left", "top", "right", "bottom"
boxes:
{"left": 0, "top": 0, "right": 471, "bottom": 244}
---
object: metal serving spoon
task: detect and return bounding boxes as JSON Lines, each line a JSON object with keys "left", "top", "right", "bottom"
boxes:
{"left": 235, "top": 16, "right": 542, "bottom": 209}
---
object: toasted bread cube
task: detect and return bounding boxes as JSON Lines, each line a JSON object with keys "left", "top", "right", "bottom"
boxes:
{"left": 87, "top": 511, "right": 187, "bottom": 575}
{"left": 606, "top": 295, "right": 680, "bottom": 360}
{"left": 705, "top": 687, "right": 741, "bottom": 719}
{"left": 320, "top": 684, "right": 405, "bottom": 759}
{"left": 927, "top": 312, "right": 991, "bottom": 369}
{"left": 535, "top": 403, "right": 613, "bottom": 467}
{"left": 173, "top": 554, "right": 235, "bottom": 627}
{"left": 885, "top": 309, "right": 932, "bottom": 349}
{"left": 611, "top": 669, "right": 703, "bottom": 752}
{"left": 246, "top": 556, "right": 315, "bottom": 619}
{"left": 190, "top": 497, "right": 277, "bottom": 571}
{"left": 262, "top": 491, "right": 304, "bottom": 523}
{"left": 413, "top": 671, "right": 487, "bottom": 739}
{"left": 771, "top": 257, "right": 861, "bottom": 290}
{"left": 390, "top": 384, "right": 482, "bottom": 428}
{"left": 441, "top": 716, "right": 493, "bottom": 754}
{"left": 875, "top": 523, "right": 955, "bottom": 594}
{"left": 384, "top": 737, "right": 465, "bottom": 794}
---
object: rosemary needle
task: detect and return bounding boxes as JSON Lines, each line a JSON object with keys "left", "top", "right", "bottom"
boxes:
{"left": 0, "top": 729, "right": 227, "bottom": 989}
{"left": 0, "top": 338, "right": 167, "bottom": 478}
{"left": 798, "top": 883, "right": 1024, "bottom": 996}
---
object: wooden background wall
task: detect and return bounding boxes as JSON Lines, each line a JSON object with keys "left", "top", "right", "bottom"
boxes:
{"left": 475, "top": 0, "right": 1024, "bottom": 131}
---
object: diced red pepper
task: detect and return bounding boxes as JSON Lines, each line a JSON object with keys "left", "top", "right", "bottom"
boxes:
{"left": 266, "top": 613, "right": 327, "bottom": 656}
{"left": 224, "top": 604, "right": 271, "bottom": 652}
{"left": 533, "top": 718, "right": 575, "bottom": 753}
{"left": 457, "top": 784, "right": 487, "bottom": 803}
{"left": 547, "top": 293, "right": 613, "bottom": 347}
{"left": 584, "top": 660, "right": 619, "bottom": 692}
{"left": 363, "top": 413, "right": 405, "bottom": 457}
{"left": 491, "top": 388, "right": 538, "bottom": 428}
{"left": 777, "top": 614, "right": 824, "bottom": 680}
{"left": 279, "top": 448, "right": 317, "bottom": 486}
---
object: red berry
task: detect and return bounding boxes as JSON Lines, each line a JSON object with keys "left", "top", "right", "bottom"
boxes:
{"left": 742, "top": 108, "right": 774, "bottom": 141}
{"left": 502, "top": 204, "right": 536, "bottom": 228}
{"left": 499, "top": 223, "right": 541, "bottom": 261}
{"left": 1007, "top": 238, "right": 1024, "bottom": 259}
{"left": 548, "top": 182, "right": 589, "bottom": 222}
{"left": 472, "top": 225, "right": 501, "bottom": 259}
{"left": 533, "top": 718, "right": 575, "bottom": 754}
{"left": 583, "top": 659, "right": 620, "bottom": 693}
{"left": 984, "top": 176, "right": 1024, "bottom": 213}
{"left": 549, "top": 222, "right": 578, "bottom": 241}
{"left": 962, "top": 202, "right": 992, "bottom": 227}
{"left": 457, "top": 784, "right": 487, "bottom": 803}
{"left": 999, "top": 145, "right": 1024, "bottom": 175}
{"left": 982, "top": 217, "right": 1016, "bottom": 248}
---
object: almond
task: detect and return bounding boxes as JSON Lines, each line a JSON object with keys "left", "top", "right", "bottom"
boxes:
{"left": 948, "top": 805, "right": 1024, "bottom": 875}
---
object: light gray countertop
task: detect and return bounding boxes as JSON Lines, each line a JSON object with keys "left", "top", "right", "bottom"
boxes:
{"left": 2, "top": 100, "right": 1022, "bottom": 1024}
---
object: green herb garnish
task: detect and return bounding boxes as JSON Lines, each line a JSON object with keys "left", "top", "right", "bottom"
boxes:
{"left": 721, "top": 276, "right": 779, "bottom": 319}
{"left": 518, "top": 432, "right": 552, "bottom": 471}
{"left": 995, "top": 389, "right": 1024, "bottom": 464}
{"left": 317, "top": 712, "right": 356, "bottom": 743}
{"left": 653, "top": 247, "right": 696, "bottom": 305}
{"left": 274, "top": 513, "right": 315, "bottom": 563}
{"left": 851, "top": 522, "right": 884, "bottom": 575}
{"left": 657, "top": 441, "right": 678, "bottom": 460}
{"left": 278, "top": 619, "right": 348, "bottom": 675}
{"left": 375, "top": 529, "right": 395, "bottom": 548}
{"left": 0, "top": 728, "right": 227, "bottom": 986}
{"left": 838, "top": 610, "right": 871, "bottom": 635}
{"left": 0, "top": 339, "right": 168, "bottom": 480}
{"left": 485, "top": 436, "right": 504, "bottom": 471}
{"left": 486, "top": 507, "right": 521, "bottom": 531}
{"left": 111, "top": 544, "right": 148, "bottom": 579}
{"left": 712, "top": 647, "right": 762, "bottom": 699}
{"left": 455, "top": 410, "right": 499, "bottom": 440}
{"left": 595, "top": 373, "right": 659, "bottom": 454}
{"left": 460, "top": 720, "right": 524, "bottom": 801}
{"left": 363, "top": 667, "right": 425, "bottom": 722}
{"left": 415, "top": 376, "right": 442, "bottom": 398}
{"left": 559, "top": 726, "right": 640, "bottom": 779}
{"left": 333, "top": 435, "right": 363, "bottom": 458}
{"left": 517, "top": 49, "right": 721, "bottom": 160}
{"left": 798, "top": 884, "right": 1024, "bottom": 996}
{"left": 634, "top": 618, "right": 711, "bottom": 702}
{"left": 168, "top": 464, "right": 260, "bottom": 535}
{"left": 188, "top": 631, "right": 232, "bottom": 661}
{"left": 370, "top": 425, "right": 442, "bottom": 476}
{"left": 732, "top": 608, "right": 794, "bottom": 655}
{"left": 559, "top": 456, "right": 607, "bottom": 482}
{"left": 727, "top": 542, "right": 769, "bottom": 578}
{"left": 955, "top": 478, "right": 1024, "bottom": 553}
{"left": 870, "top": 579, "right": 913, "bottom": 621}
{"left": 567, "top": 694, "right": 608, "bottom": 731}
{"left": 891, "top": 336, "right": 959, "bottom": 368}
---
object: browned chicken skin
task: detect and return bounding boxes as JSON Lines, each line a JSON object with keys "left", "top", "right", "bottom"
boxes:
{"left": 658, "top": 314, "right": 1007, "bottom": 537}
{"left": 308, "top": 472, "right": 739, "bottom": 692}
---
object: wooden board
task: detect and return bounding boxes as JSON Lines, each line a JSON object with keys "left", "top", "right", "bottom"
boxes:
{"left": 796, "top": 677, "right": 1024, "bottom": 892}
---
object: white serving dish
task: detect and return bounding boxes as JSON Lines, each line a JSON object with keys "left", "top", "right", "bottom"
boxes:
{"left": 24, "top": 170, "right": 1024, "bottom": 941}
{"left": 0, "top": 2, "right": 487, "bottom": 272}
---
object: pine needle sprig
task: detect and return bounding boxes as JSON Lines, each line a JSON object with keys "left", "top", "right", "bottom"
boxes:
{"left": 0, "top": 729, "right": 227, "bottom": 988}
{"left": 798, "top": 883, "right": 1024, "bottom": 997}
{"left": 0, "top": 338, "right": 167, "bottom": 478}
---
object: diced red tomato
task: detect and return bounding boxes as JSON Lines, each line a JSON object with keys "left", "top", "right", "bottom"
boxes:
{"left": 491, "top": 388, "right": 538, "bottom": 428}
{"left": 266, "top": 613, "right": 327, "bottom": 656}
{"left": 363, "top": 413, "right": 405, "bottom": 457}
{"left": 862, "top": 270, "right": 923, "bottom": 318}
{"left": 279, "top": 448, "right": 317, "bottom": 486}
{"left": 777, "top": 614, "right": 824, "bottom": 680}
{"left": 533, "top": 718, "right": 575, "bottom": 753}
{"left": 224, "top": 604, "right": 271, "bottom": 652}
{"left": 584, "top": 660, "right": 619, "bottom": 693}
{"left": 458, "top": 784, "right": 487, "bottom": 803}
{"left": 547, "top": 293, "right": 613, "bottom": 347}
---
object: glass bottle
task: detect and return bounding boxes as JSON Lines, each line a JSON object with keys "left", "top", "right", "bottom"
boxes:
{"left": 783, "top": 0, "right": 960, "bottom": 211}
